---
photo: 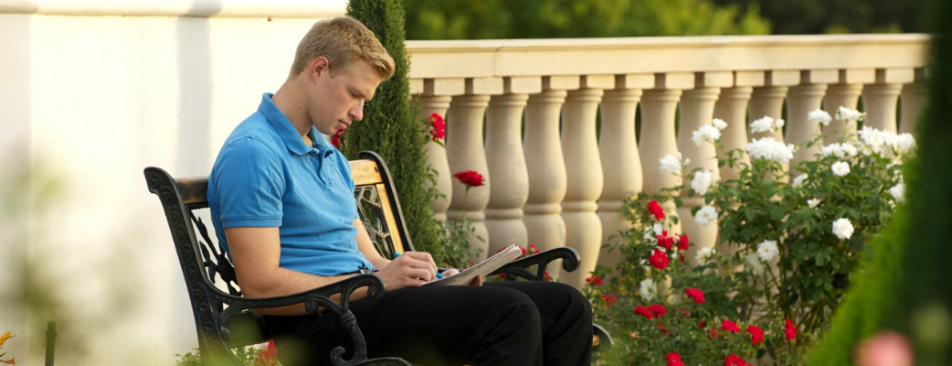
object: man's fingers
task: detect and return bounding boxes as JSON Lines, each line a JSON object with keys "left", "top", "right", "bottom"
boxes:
{"left": 400, "top": 252, "right": 438, "bottom": 276}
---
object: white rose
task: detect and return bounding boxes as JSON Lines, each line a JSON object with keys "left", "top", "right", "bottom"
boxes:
{"left": 792, "top": 174, "right": 808, "bottom": 187}
{"left": 836, "top": 106, "right": 865, "bottom": 122}
{"left": 653, "top": 223, "right": 663, "bottom": 236}
{"left": 694, "top": 205, "right": 718, "bottom": 226}
{"left": 747, "top": 137, "right": 795, "bottom": 164}
{"left": 774, "top": 119, "right": 785, "bottom": 130}
{"left": 807, "top": 109, "right": 833, "bottom": 126}
{"left": 894, "top": 133, "right": 916, "bottom": 153}
{"left": 695, "top": 247, "right": 717, "bottom": 263}
{"left": 639, "top": 278, "right": 657, "bottom": 301}
{"left": 713, "top": 118, "right": 728, "bottom": 130}
{"left": 858, "top": 126, "right": 887, "bottom": 156}
{"left": 692, "top": 125, "right": 722, "bottom": 146}
{"left": 750, "top": 116, "right": 776, "bottom": 134}
{"left": 832, "top": 218, "right": 854, "bottom": 240}
{"left": 841, "top": 143, "right": 858, "bottom": 157}
{"left": 832, "top": 161, "right": 851, "bottom": 176}
{"left": 746, "top": 253, "right": 765, "bottom": 275}
{"left": 807, "top": 198, "right": 820, "bottom": 208}
{"left": 659, "top": 154, "right": 681, "bottom": 174}
{"left": 691, "top": 170, "right": 714, "bottom": 195}
{"left": 756, "top": 240, "right": 779, "bottom": 262}
{"left": 890, "top": 183, "right": 905, "bottom": 202}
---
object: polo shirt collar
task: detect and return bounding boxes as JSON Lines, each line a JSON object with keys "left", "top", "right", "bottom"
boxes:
{"left": 260, "top": 93, "right": 333, "bottom": 157}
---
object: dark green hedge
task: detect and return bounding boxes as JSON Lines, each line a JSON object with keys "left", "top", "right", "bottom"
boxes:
{"left": 809, "top": 0, "right": 952, "bottom": 364}
{"left": 345, "top": 0, "right": 444, "bottom": 262}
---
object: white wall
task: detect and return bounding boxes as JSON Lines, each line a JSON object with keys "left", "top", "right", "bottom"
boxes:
{"left": 0, "top": 2, "right": 344, "bottom": 364}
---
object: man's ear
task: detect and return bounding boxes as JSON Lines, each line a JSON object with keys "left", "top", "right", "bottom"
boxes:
{"left": 308, "top": 57, "right": 330, "bottom": 81}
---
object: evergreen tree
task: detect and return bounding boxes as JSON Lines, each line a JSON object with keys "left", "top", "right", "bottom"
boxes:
{"left": 346, "top": 0, "right": 444, "bottom": 261}
{"left": 809, "top": 0, "right": 952, "bottom": 364}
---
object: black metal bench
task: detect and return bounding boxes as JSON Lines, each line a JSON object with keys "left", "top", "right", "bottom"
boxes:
{"left": 144, "top": 150, "right": 609, "bottom": 366}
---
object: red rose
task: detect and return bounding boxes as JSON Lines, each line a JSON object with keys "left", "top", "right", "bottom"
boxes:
{"left": 685, "top": 287, "right": 706, "bottom": 304}
{"left": 707, "top": 327, "right": 721, "bottom": 339}
{"left": 635, "top": 305, "right": 654, "bottom": 319}
{"left": 601, "top": 294, "right": 616, "bottom": 306}
{"left": 725, "top": 354, "right": 748, "bottom": 366}
{"left": 665, "top": 352, "right": 684, "bottom": 366}
{"left": 677, "top": 234, "right": 689, "bottom": 250}
{"left": 255, "top": 340, "right": 278, "bottom": 366}
{"left": 648, "top": 200, "right": 665, "bottom": 221}
{"left": 747, "top": 325, "right": 764, "bottom": 346}
{"left": 453, "top": 170, "right": 484, "bottom": 187}
{"left": 649, "top": 249, "right": 670, "bottom": 270}
{"left": 331, "top": 128, "right": 346, "bottom": 147}
{"left": 428, "top": 112, "right": 446, "bottom": 141}
{"left": 721, "top": 319, "right": 740, "bottom": 333}
{"left": 657, "top": 322, "right": 669, "bottom": 334}
{"left": 649, "top": 304, "right": 667, "bottom": 318}
{"left": 657, "top": 231, "right": 675, "bottom": 250}
{"left": 785, "top": 319, "right": 797, "bottom": 342}
{"left": 530, "top": 244, "right": 539, "bottom": 254}
{"left": 585, "top": 275, "right": 603, "bottom": 287}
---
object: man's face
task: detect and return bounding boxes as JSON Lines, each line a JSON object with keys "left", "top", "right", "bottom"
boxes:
{"left": 307, "top": 59, "right": 382, "bottom": 135}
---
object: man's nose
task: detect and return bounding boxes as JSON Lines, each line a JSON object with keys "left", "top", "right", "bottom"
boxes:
{"left": 351, "top": 102, "right": 364, "bottom": 121}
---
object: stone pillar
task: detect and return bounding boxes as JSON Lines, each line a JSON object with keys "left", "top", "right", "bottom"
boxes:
{"left": 640, "top": 73, "right": 693, "bottom": 233}
{"left": 787, "top": 71, "right": 832, "bottom": 170}
{"left": 560, "top": 76, "right": 609, "bottom": 288}
{"left": 822, "top": 69, "right": 872, "bottom": 144}
{"left": 524, "top": 82, "right": 570, "bottom": 279}
{"left": 485, "top": 93, "right": 530, "bottom": 255}
{"left": 676, "top": 72, "right": 726, "bottom": 267}
{"left": 446, "top": 94, "right": 492, "bottom": 261}
{"left": 597, "top": 74, "right": 651, "bottom": 275}
{"left": 863, "top": 69, "right": 914, "bottom": 133}
{"left": 419, "top": 93, "right": 453, "bottom": 222}
{"left": 714, "top": 86, "right": 754, "bottom": 182}
{"left": 900, "top": 80, "right": 928, "bottom": 135}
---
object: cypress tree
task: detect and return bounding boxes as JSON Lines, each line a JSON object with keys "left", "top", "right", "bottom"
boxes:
{"left": 809, "top": 0, "right": 952, "bottom": 363}
{"left": 345, "top": 0, "right": 444, "bottom": 261}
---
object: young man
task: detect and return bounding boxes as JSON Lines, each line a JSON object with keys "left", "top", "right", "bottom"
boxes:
{"left": 208, "top": 16, "right": 592, "bottom": 366}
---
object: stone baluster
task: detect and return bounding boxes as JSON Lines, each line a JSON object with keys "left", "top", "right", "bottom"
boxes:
{"left": 712, "top": 72, "right": 761, "bottom": 270}
{"left": 597, "top": 74, "right": 652, "bottom": 274}
{"left": 900, "top": 69, "right": 929, "bottom": 134}
{"left": 446, "top": 83, "right": 492, "bottom": 261}
{"left": 676, "top": 72, "right": 729, "bottom": 265}
{"left": 419, "top": 78, "right": 462, "bottom": 223}
{"left": 787, "top": 70, "right": 834, "bottom": 171}
{"left": 560, "top": 75, "right": 610, "bottom": 288}
{"left": 823, "top": 69, "right": 872, "bottom": 144}
{"left": 749, "top": 71, "right": 798, "bottom": 175}
{"left": 485, "top": 77, "right": 537, "bottom": 255}
{"left": 640, "top": 73, "right": 694, "bottom": 233}
{"left": 714, "top": 71, "right": 762, "bottom": 182}
{"left": 524, "top": 76, "right": 574, "bottom": 279}
{"left": 863, "top": 68, "right": 914, "bottom": 133}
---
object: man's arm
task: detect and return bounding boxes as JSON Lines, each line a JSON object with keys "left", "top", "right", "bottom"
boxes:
{"left": 227, "top": 220, "right": 440, "bottom": 316}
{"left": 226, "top": 226, "right": 363, "bottom": 316}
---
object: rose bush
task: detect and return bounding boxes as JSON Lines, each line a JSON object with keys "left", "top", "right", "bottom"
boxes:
{"left": 587, "top": 108, "right": 912, "bottom": 365}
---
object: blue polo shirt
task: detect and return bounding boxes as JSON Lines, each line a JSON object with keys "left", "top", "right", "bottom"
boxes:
{"left": 207, "top": 93, "right": 375, "bottom": 276}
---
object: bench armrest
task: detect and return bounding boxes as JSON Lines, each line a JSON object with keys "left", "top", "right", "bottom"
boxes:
{"left": 488, "top": 247, "right": 580, "bottom": 282}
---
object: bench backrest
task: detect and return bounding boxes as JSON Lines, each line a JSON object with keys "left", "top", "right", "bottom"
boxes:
{"left": 144, "top": 150, "right": 412, "bottom": 364}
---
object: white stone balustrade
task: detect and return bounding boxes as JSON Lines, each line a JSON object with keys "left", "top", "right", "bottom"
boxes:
{"left": 405, "top": 35, "right": 929, "bottom": 288}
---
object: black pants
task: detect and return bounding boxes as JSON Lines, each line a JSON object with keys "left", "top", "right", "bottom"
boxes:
{"left": 264, "top": 281, "right": 592, "bottom": 366}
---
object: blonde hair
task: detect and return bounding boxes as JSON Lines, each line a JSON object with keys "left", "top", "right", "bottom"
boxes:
{"left": 289, "top": 16, "right": 395, "bottom": 81}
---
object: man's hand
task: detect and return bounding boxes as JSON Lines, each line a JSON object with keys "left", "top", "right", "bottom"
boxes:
{"left": 377, "top": 251, "right": 439, "bottom": 290}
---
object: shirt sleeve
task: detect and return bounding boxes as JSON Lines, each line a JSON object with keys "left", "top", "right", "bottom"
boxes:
{"left": 213, "top": 137, "right": 285, "bottom": 228}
